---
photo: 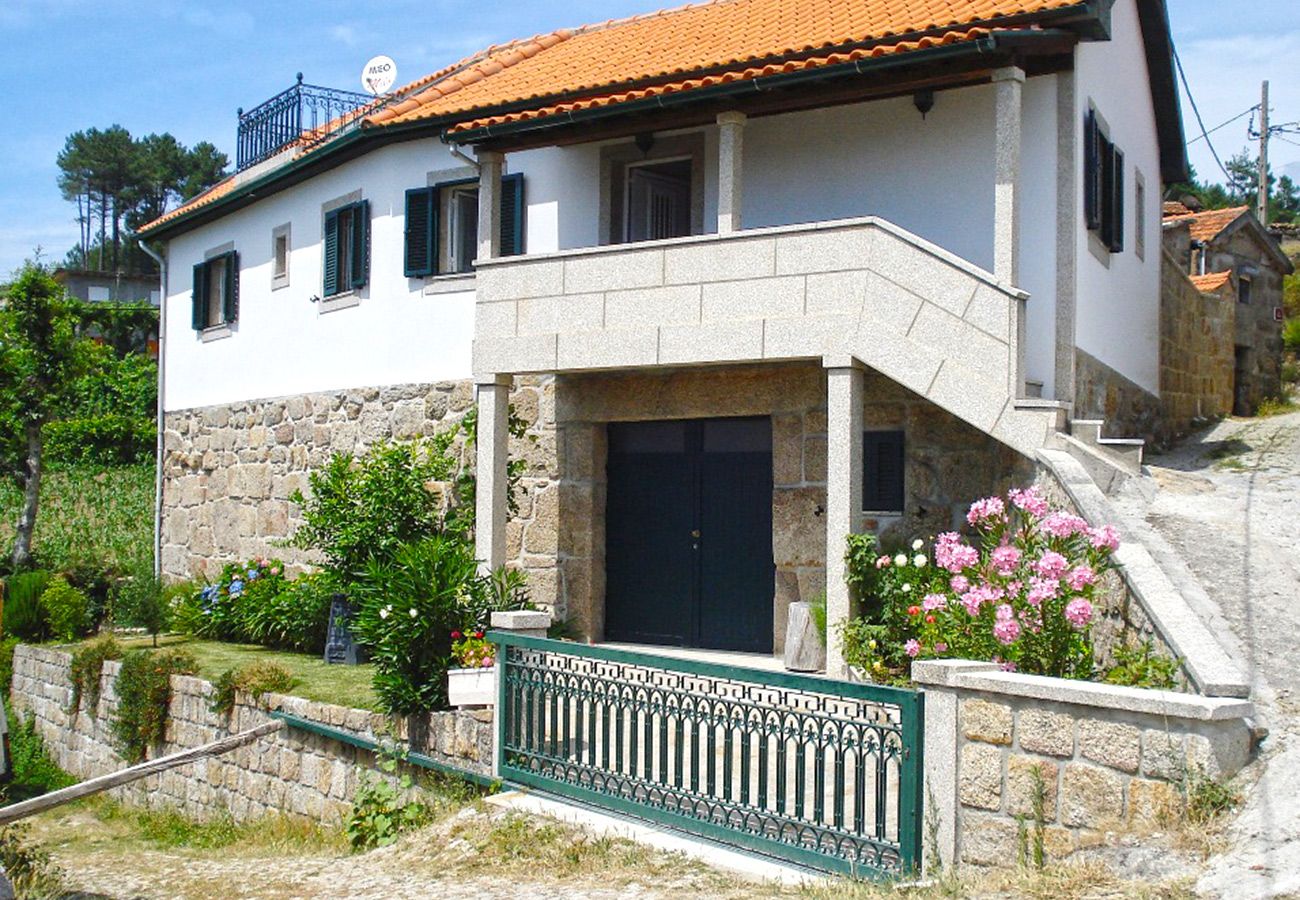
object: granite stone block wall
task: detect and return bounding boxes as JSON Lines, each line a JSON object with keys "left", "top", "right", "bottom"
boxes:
{"left": 9, "top": 645, "right": 492, "bottom": 824}
{"left": 916, "top": 660, "right": 1254, "bottom": 870}
{"left": 1159, "top": 254, "right": 1236, "bottom": 443}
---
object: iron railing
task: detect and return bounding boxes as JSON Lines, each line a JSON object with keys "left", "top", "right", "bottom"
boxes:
{"left": 491, "top": 632, "right": 924, "bottom": 877}
{"left": 236, "top": 74, "right": 376, "bottom": 171}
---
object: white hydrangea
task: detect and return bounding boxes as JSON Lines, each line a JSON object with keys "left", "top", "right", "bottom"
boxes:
{"left": 912, "top": 539, "right": 924, "bottom": 551}
{"left": 913, "top": 554, "right": 928, "bottom": 567}
{"left": 893, "top": 553, "right": 908, "bottom": 567}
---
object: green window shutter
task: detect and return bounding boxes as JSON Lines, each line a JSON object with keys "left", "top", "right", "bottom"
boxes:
{"left": 222, "top": 251, "right": 240, "bottom": 323}
{"left": 499, "top": 173, "right": 525, "bottom": 257}
{"left": 1084, "top": 110, "right": 1102, "bottom": 232}
{"left": 191, "top": 262, "right": 207, "bottom": 331}
{"left": 405, "top": 188, "right": 436, "bottom": 277}
{"left": 351, "top": 200, "right": 370, "bottom": 289}
{"left": 1109, "top": 146, "right": 1125, "bottom": 254}
{"left": 323, "top": 209, "right": 339, "bottom": 296}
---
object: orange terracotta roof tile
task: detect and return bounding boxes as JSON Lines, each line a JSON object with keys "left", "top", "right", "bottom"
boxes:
{"left": 1162, "top": 206, "right": 1250, "bottom": 243}
{"left": 374, "top": 0, "right": 1083, "bottom": 128}
{"left": 1162, "top": 200, "right": 1192, "bottom": 216}
{"left": 142, "top": 0, "right": 1088, "bottom": 234}
{"left": 1190, "top": 271, "right": 1233, "bottom": 294}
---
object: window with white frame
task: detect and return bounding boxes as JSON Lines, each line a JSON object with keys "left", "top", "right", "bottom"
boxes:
{"left": 403, "top": 174, "right": 524, "bottom": 277}
{"left": 191, "top": 250, "right": 239, "bottom": 331}
{"left": 271, "top": 222, "right": 291, "bottom": 289}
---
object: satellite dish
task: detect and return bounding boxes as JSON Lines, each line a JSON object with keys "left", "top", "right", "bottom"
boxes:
{"left": 361, "top": 55, "right": 397, "bottom": 95}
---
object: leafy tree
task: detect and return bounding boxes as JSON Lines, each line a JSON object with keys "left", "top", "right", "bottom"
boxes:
{"left": 0, "top": 265, "right": 92, "bottom": 570}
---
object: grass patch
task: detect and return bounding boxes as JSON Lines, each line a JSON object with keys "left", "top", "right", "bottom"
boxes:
{"left": 0, "top": 463, "right": 153, "bottom": 576}
{"left": 2, "top": 701, "right": 77, "bottom": 803}
{"left": 1255, "top": 394, "right": 1298, "bottom": 418}
{"left": 90, "top": 798, "right": 347, "bottom": 855}
{"left": 63, "top": 634, "right": 379, "bottom": 711}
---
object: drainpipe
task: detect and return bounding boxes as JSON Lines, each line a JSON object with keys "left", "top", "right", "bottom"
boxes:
{"left": 137, "top": 235, "right": 167, "bottom": 580}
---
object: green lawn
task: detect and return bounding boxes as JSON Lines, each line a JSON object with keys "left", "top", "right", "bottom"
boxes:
{"left": 61, "top": 634, "right": 379, "bottom": 712}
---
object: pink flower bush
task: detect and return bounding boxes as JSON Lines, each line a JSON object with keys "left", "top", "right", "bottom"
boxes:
{"left": 841, "top": 485, "right": 1120, "bottom": 682}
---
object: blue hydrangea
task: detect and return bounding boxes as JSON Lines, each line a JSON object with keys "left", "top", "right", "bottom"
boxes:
{"left": 247, "top": 569, "right": 260, "bottom": 580}
{"left": 229, "top": 579, "right": 245, "bottom": 597}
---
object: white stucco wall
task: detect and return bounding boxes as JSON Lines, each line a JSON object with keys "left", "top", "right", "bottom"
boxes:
{"left": 1073, "top": 0, "right": 1164, "bottom": 394}
{"left": 163, "top": 140, "right": 476, "bottom": 412}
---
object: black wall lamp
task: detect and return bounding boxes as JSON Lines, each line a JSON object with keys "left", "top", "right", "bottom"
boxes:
{"left": 913, "top": 89, "right": 935, "bottom": 119}
{"left": 635, "top": 132, "right": 656, "bottom": 155}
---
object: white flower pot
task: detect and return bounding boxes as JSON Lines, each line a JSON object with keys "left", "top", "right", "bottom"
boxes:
{"left": 447, "top": 667, "right": 496, "bottom": 707}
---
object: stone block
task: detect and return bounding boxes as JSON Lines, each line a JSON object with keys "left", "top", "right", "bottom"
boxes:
{"left": 1006, "top": 756, "right": 1059, "bottom": 820}
{"left": 701, "top": 276, "right": 804, "bottom": 322}
{"left": 771, "top": 487, "right": 825, "bottom": 568}
{"left": 1060, "top": 763, "right": 1125, "bottom": 828}
{"left": 960, "top": 813, "right": 1018, "bottom": 866}
{"left": 1078, "top": 719, "right": 1141, "bottom": 773}
{"left": 555, "top": 327, "right": 656, "bottom": 371}
{"left": 657, "top": 319, "right": 765, "bottom": 366}
{"left": 475, "top": 299, "right": 518, "bottom": 338}
{"left": 517, "top": 293, "right": 605, "bottom": 334}
{"left": 1017, "top": 709, "right": 1074, "bottom": 758}
{"left": 771, "top": 414, "right": 805, "bottom": 485}
{"left": 1140, "top": 729, "right": 1186, "bottom": 781}
{"left": 774, "top": 226, "right": 875, "bottom": 276}
{"left": 1127, "top": 778, "right": 1182, "bottom": 829}
{"left": 476, "top": 258, "right": 565, "bottom": 302}
{"left": 563, "top": 247, "right": 664, "bottom": 294}
{"left": 962, "top": 699, "right": 1013, "bottom": 745}
{"left": 665, "top": 237, "right": 776, "bottom": 285}
{"left": 960, "top": 743, "right": 1004, "bottom": 811}
{"left": 604, "top": 285, "right": 700, "bottom": 329}
{"left": 475, "top": 334, "right": 558, "bottom": 375}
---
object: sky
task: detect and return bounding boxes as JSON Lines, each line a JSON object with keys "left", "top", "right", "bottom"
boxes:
{"left": 1, "top": 0, "right": 1298, "bottom": 277}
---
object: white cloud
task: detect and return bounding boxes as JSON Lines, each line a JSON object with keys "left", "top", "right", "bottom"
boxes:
{"left": 330, "top": 24, "right": 360, "bottom": 48}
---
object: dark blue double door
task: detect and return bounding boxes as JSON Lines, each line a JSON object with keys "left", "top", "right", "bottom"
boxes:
{"left": 605, "top": 417, "right": 774, "bottom": 654}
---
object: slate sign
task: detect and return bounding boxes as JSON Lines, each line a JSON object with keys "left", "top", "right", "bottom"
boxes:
{"left": 324, "top": 594, "right": 361, "bottom": 665}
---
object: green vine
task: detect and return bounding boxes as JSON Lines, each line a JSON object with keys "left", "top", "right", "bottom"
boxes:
{"left": 110, "top": 649, "right": 197, "bottom": 764}
{"left": 209, "top": 662, "right": 297, "bottom": 718}
{"left": 68, "top": 636, "right": 123, "bottom": 715}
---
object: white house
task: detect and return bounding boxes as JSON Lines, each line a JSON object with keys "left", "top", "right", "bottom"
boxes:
{"left": 141, "top": 0, "right": 1188, "bottom": 674}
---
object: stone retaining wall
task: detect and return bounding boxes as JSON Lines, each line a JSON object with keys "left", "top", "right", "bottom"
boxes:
{"left": 1159, "top": 252, "right": 1235, "bottom": 443}
{"left": 9, "top": 645, "right": 492, "bottom": 824}
{"left": 916, "top": 660, "right": 1254, "bottom": 870}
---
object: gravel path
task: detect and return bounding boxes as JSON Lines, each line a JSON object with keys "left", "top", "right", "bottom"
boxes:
{"left": 1114, "top": 410, "right": 1300, "bottom": 899}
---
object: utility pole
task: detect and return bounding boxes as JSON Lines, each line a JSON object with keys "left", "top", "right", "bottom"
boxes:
{"left": 1258, "top": 80, "right": 1269, "bottom": 226}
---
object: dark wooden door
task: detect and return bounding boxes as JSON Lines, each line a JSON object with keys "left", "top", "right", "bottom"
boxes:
{"left": 605, "top": 418, "right": 774, "bottom": 653}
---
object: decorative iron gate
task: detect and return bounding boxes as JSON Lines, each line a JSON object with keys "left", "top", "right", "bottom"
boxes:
{"left": 491, "top": 632, "right": 924, "bottom": 877}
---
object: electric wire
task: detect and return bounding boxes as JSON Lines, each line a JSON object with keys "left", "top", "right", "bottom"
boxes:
{"left": 1173, "top": 46, "right": 1239, "bottom": 187}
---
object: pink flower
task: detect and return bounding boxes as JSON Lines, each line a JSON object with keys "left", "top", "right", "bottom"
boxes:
{"left": 904, "top": 639, "right": 922, "bottom": 659}
{"left": 1040, "top": 511, "right": 1089, "bottom": 539}
{"left": 949, "top": 575, "right": 970, "bottom": 594}
{"left": 991, "top": 544, "right": 1021, "bottom": 576}
{"left": 876, "top": 555, "right": 892, "bottom": 569}
{"left": 934, "top": 643, "right": 948, "bottom": 654}
{"left": 992, "top": 605, "right": 1021, "bottom": 645}
{"left": 1088, "top": 525, "right": 1120, "bottom": 552}
{"left": 966, "top": 496, "right": 1006, "bottom": 526}
{"left": 1008, "top": 487, "right": 1049, "bottom": 518}
{"left": 999, "top": 661, "right": 1018, "bottom": 672}
{"left": 935, "top": 533, "right": 979, "bottom": 573}
{"left": 1034, "top": 551, "right": 1069, "bottom": 579}
{"left": 1064, "top": 597, "right": 1094, "bottom": 629}
{"left": 1006, "top": 580, "right": 1023, "bottom": 596}
{"left": 961, "top": 584, "right": 1003, "bottom": 617}
{"left": 922, "top": 593, "right": 948, "bottom": 612}
{"left": 1026, "top": 577, "right": 1059, "bottom": 607}
{"left": 1066, "top": 565, "right": 1097, "bottom": 591}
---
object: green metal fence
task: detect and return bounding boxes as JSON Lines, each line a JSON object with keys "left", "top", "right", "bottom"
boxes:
{"left": 490, "top": 632, "right": 924, "bottom": 877}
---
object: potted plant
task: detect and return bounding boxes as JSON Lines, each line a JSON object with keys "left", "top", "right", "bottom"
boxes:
{"left": 446, "top": 630, "right": 495, "bottom": 707}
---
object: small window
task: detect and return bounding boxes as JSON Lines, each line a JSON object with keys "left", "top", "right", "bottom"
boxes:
{"left": 87, "top": 285, "right": 111, "bottom": 302}
{"left": 271, "top": 223, "right": 291, "bottom": 289}
{"left": 863, "top": 430, "right": 905, "bottom": 514}
{"left": 191, "top": 251, "right": 239, "bottom": 331}
{"left": 323, "top": 199, "right": 369, "bottom": 297}
{"left": 404, "top": 174, "right": 524, "bottom": 278}
{"left": 624, "top": 158, "right": 692, "bottom": 243}
{"left": 1238, "top": 275, "right": 1253, "bottom": 305}
{"left": 1085, "top": 108, "right": 1124, "bottom": 254}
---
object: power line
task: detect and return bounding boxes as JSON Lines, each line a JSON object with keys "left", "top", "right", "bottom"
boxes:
{"left": 1187, "top": 104, "right": 1259, "bottom": 146}
{"left": 1173, "top": 46, "right": 1238, "bottom": 187}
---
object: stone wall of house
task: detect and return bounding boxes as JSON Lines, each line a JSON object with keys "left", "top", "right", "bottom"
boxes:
{"left": 553, "top": 362, "right": 1033, "bottom": 651}
{"left": 1204, "top": 229, "right": 1286, "bottom": 413}
{"left": 915, "top": 660, "right": 1254, "bottom": 870}
{"left": 160, "top": 377, "right": 560, "bottom": 609}
{"left": 1073, "top": 350, "right": 1164, "bottom": 447}
{"left": 9, "top": 645, "right": 491, "bottom": 824}
{"left": 1158, "top": 253, "right": 1236, "bottom": 444}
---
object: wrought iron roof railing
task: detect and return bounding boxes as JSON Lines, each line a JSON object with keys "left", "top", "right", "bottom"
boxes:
{"left": 236, "top": 74, "right": 377, "bottom": 171}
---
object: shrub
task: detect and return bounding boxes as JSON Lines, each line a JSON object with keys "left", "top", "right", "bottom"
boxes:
{"left": 5, "top": 702, "right": 77, "bottom": 800}
{"left": 352, "top": 536, "right": 487, "bottom": 715}
{"left": 40, "top": 575, "right": 92, "bottom": 642}
{"left": 1284, "top": 317, "right": 1300, "bottom": 353}
{"left": 68, "top": 635, "right": 123, "bottom": 715}
{"left": 840, "top": 486, "right": 1119, "bottom": 680}
{"left": 44, "top": 340, "right": 156, "bottom": 466}
{"left": 290, "top": 438, "right": 463, "bottom": 579}
{"left": 0, "top": 823, "right": 65, "bottom": 897}
{"left": 1184, "top": 767, "right": 1241, "bottom": 825}
{"left": 111, "top": 648, "right": 197, "bottom": 764}
{"left": 0, "top": 636, "right": 18, "bottom": 695}
{"left": 181, "top": 559, "right": 288, "bottom": 643}
{"left": 1103, "top": 640, "right": 1180, "bottom": 689}
{"left": 210, "top": 661, "right": 298, "bottom": 717}
{"left": 2, "top": 570, "right": 51, "bottom": 642}
{"left": 112, "top": 572, "right": 172, "bottom": 643}
{"left": 239, "top": 571, "right": 335, "bottom": 653}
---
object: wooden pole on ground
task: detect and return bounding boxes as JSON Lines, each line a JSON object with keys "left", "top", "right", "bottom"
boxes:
{"left": 0, "top": 720, "right": 284, "bottom": 825}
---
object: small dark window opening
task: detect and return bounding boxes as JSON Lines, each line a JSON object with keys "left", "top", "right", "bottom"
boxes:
{"left": 1238, "top": 275, "right": 1253, "bottom": 305}
{"left": 863, "top": 431, "right": 905, "bottom": 514}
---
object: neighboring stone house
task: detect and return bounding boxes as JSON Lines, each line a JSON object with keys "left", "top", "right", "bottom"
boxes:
{"left": 1162, "top": 204, "right": 1294, "bottom": 415}
{"left": 53, "top": 267, "right": 160, "bottom": 305}
{"left": 140, "top": 0, "right": 1190, "bottom": 675}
